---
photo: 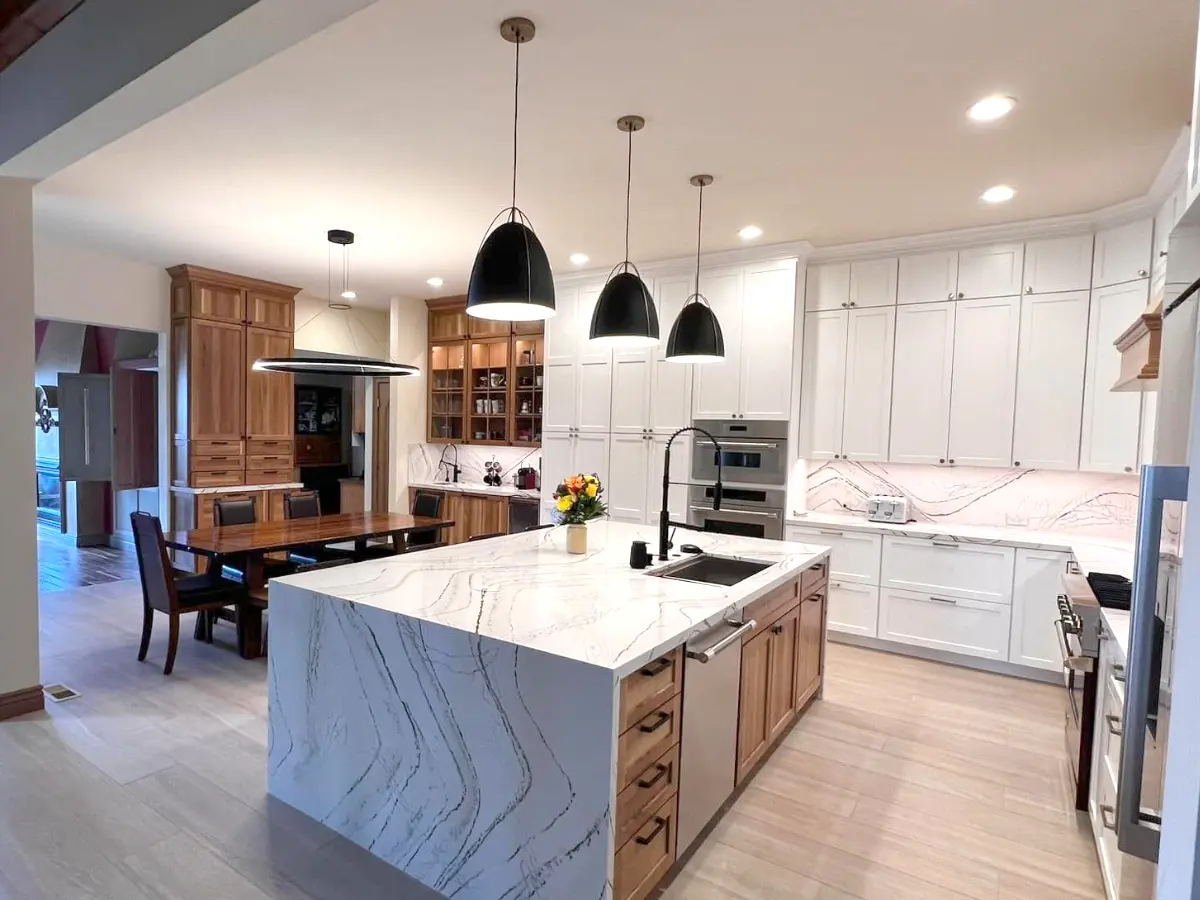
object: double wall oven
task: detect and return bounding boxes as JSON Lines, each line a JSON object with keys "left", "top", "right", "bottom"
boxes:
{"left": 689, "top": 419, "right": 787, "bottom": 541}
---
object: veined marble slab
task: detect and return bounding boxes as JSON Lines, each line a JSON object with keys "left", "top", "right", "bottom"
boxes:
{"left": 409, "top": 479, "right": 539, "bottom": 500}
{"left": 169, "top": 481, "right": 305, "bottom": 495}
{"left": 410, "top": 443, "right": 541, "bottom": 488}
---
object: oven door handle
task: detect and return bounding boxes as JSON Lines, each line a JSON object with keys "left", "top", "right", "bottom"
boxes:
{"left": 689, "top": 506, "right": 780, "bottom": 519}
{"left": 1055, "top": 617, "right": 1094, "bottom": 673}
{"left": 696, "top": 440, "right": 779, "bottom": 450}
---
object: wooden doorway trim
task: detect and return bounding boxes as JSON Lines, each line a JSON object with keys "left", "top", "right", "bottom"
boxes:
{"left": 371, "top": 377, "right": 391, "bottom": 512}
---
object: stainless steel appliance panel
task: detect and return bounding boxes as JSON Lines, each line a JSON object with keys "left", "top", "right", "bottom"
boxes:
{"left": 687, "top": 486, "right": 785, "bottom": 541}
{"left": 691, "top": 419, "right": 789, "bottom": 486}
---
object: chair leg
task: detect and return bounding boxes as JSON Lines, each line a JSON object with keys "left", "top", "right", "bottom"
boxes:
{"left": 164, "top": 614, "right": 180, "bottom": 675}
{"left": 138, "top": 605, "right": 153, "bottom": 662}
{"left": 202, "top": 611, "right": 215, "bottom": 643}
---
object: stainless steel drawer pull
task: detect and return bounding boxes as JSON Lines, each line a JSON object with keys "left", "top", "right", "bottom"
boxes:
{"left": 1106, "top": 714, "right": 1123, "bottom": 737}
{"left": 1111, "top": 663, "right": 1126, "bottom": 683}
{"left": 930, "top": 540, "right": 960, "bottom": 549}
{"left": 928, "top": 596, "right": 958, "bottom": 605}
{"left": 1101, "top": 804, "right": 1117, "bottom": 831}
{"left": 688, "top": 506, "right": 780, "bottom": 519}
{"left": 687, "top": 620, "right": 756, "bottom": 663}
{"left": 817, "top": 529, "right": 844, "bottom": 536}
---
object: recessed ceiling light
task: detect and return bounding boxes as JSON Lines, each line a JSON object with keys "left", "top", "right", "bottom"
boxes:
{"left": 427, "top": 277, "right": 444, "bottom": 287}
{"left": 340, "top": 291, "right": 356, "bottom": 300}
{"left": 967, "top": 95, "right": 1017, "bottom": 122}
{"left": 569, "top": 252, "right": 590, "bottom": 266}
{"left": 981, "top": 185, "right": 1015, "bottom": 204}
{"left": 738, "top": 225, "right": 763, "bottom": 241}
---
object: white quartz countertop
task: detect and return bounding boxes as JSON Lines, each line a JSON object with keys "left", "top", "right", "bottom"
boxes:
{"left": 171, "top": 481, "right": 305, "bottom": 495}
{"left": 787, "top": 511, "right": 1135, "bottom": 579}
{"left": 409, "top": 479, "right": 539, "bottom": 499}
{"left": 272, "top": 520, "right": 829, "bottom": 679}
{"left": 1102, "top": 609, "right": 1131, "bottom": 663}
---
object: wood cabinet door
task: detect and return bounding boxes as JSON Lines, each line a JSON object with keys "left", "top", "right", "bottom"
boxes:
{"left": 441, "top": 491, "right": 464, "bottom": 544}
{"left": 430, "top": 306, "right": 469, "bottom": 341}
{"left": 247, "top": 291, "right": 294, "bottom": 332}
{"left": 467, "top": 316, "right": 512, "bottom": 338}
{"left": 947, "top": 296, "right": 1020, "bottom": 467}
{"left": 265, "top": 489, "right": 286, "bottom": 522}
{"left": 192, "top": 282, "right": 246, "bottom": 324}
{"left": 189, "top": 319, "right": 246, "bottom": 441}
{"left": 765, "top": 604, "right": 800, "bottom": 743}
{"left": 796, "top": 590, "right": 826, "bottom": 709}
{"left": 736, "top": 629, "right": 772, "bottom": 784}
{"left": 245, "top": 327, "right": 293, "bottom": 441}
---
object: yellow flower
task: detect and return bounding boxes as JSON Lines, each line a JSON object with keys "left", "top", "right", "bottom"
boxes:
{"left": 585, "top": 475, "right": 597, "bottom": 484}
{"left": 586, "top": 483, "right": 598, "bottom": 498}
{"left": 556, "top": 495, "right": 573, "bottom": 512}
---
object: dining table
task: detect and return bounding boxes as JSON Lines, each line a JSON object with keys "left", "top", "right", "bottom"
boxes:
{"left": 162, "top": 512, "right": 455, "bottom": 659}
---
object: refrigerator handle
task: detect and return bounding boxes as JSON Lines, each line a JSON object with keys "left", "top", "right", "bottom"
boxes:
{"left": 1118, "top": 464, "right": 1188, "bottom": 862}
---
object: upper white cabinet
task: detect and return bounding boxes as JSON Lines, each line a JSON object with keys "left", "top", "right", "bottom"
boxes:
{"left": 798, "top": 310, "right": 847, "bottom": 460}
{"left": 1093, "top": 220, "right": 1152, "bottom": 288}
{"left": 840, "top": 306, "right": 895, "bottom": 462}
{"left": 609, "top": 351, "right": 652, "bottom": 434}
{"left": 848, "top": 258, "right": 898, "bottom": 308}
{"left": 889, "top": 301, "right": 955, "bottom": 465}
{"left": 1023, "top": 235, "right": 1094, "bottom": 294}
{"left": 1080, "top": 280, "right": 1150, "bottom": 474}
{"left": 947, "top": 296, "right": 1020, "bottom": 467}
{"left": 544, "top": 282, "right": 612, "bottom": 434}
{"left": 693, "top": 259, "right": 796, "bottom": 420}
{"left": 957, "top": 244, "right": 1025, "bottom": 299}
{"left": 897, "top": 251, "right": 959, "bottom": 304}
{"left": 1010, "top": 548, "right": 1072, "bottom": 671}
{"left": 1012, "top": 291, "right": 1089, "bottom": 470}
{"left": 805, "top": 263, "right": 850, "bottom": 311}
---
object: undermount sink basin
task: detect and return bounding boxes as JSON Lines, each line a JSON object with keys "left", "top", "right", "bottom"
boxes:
{"left": 652, "top": 553, "right": 773, "bottom": 587}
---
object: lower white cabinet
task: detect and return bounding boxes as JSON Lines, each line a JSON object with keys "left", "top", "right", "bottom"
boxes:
{"left": 947, "top": 296, "right": 1021, "bottom": 467}
{"left": 786, "top": 525, "right": 881, "bottom": 584}
{"left": 826, "top": 581, "right": 880, "bottom": 637}
{"left": 607, "top": 433, "right": 689, "bottom": 525}
{"left": 881, "top": 536, "right": 1015, "bottom": 604}
{"left": 540, "top": 432, "right": 610, "bottom": 505}
{"left": 878, "top": 587, "right": 1012, "bottom": 660}
{"left": 1009, "top": 548, "right": 1071, "bottom": 671}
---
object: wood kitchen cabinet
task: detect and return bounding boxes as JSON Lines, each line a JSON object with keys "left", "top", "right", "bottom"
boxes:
{"left": 797, "top": 588, "right": 827, "bottom": 708}
{"left": 735, "top": 627, "right": 772, "bottom": 784}
{"left": 245, "top": 327, "right": 294, "bottom": 442}
{"left": 765, "top": 604, "right": 801, "bottom": 744}
{"left": 408, "top": 488, "right": 509, "bottom": 545}
{"left": 181, "top": 318, "right": 246, "bottom": 442}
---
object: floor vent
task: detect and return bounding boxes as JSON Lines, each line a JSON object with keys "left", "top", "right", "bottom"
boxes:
{"left": 43, "top": 684, "right": 80, "bottom": 703}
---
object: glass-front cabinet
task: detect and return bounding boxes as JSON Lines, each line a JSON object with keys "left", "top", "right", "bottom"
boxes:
{"left": 429, "top": 340, "right": 467, "bottom": 442}
{"left": 512, "top": 334, "right": 544, "bottom": 446}
{"left": 469, "top": 337, "right": 510, "bottom": 444}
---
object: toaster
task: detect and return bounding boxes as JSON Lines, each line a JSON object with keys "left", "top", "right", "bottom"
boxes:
{"left": 867, "top": 494, "right": 910, "bottom": 524}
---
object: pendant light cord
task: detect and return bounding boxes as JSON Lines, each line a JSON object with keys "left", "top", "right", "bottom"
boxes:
{"left": 624, "top": 126, "right": 633, "bottom": 271}
{"left": 694, "top": 182, "right": 704, "bottom": 298}
{"left": 510, "top": 38, "right": 520, "bottom": 218}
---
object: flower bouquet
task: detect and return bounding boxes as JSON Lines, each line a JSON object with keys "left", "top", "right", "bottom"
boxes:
{"left": 552, "top": 473, "right": 607, "bottom": 553}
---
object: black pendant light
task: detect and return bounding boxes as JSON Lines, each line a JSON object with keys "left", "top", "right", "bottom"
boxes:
{"left": 666, "top": 175, "right": 725, "bottom": 363}
{"left": 590, "top": 115, "right": 659, "bottom": 347}
{"left": 466, "top": 17, "right": 555, "bottom": 322}
{"left": 327, "top": 229, "right": 355, "bottom": 310}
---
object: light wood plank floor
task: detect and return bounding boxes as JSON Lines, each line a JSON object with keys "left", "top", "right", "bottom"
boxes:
{"left": 2, "top": 581, "right": 1102, "bottom": 900}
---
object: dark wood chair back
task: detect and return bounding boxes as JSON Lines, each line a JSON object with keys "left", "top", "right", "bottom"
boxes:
{"left": 408, "top": 490, "right": 445, "bottom": 547}
{"left": 284, "top": 490, "right": 321, "bottom": 520}
{"left": 468, "top": 532, "right": 505, "bottom": 542}
{"left": 525, "top": 523, "right": 554, "bottom": 531}
{"left": 294, "top": 558, "right": 355, "bottom": 573}
{"left": 130, "top": 512, "right": 177, "bottom": 615}
{"left": 214, "top": 496, "right": 258, "bottom": 526}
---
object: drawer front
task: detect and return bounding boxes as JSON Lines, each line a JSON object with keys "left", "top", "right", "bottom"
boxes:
{"left": 614, "top": 793, "right": 677, "bottom": 900}
{"left": 189, "top": 468, "right": 245, "bottom": 488}
{"left": 619, "top": 648, "right": 682, "bottom": 732}
{"left": 879, "top": 587, "right": 1011, "bottom": 660}
{"left": 615, "top": 744, "right": 680, "bottom": 849}
{"left": 618, "top": 694, "right": 682, "bottom": 791}
{"left": 827, "top": 581, "right": 880, "bottom": 637}
{"left": 247, "top": 439, "right": 292, "bottom": 456}
{"left": 787, "top": 527, "right": 882, "bottom": 585}
{"left": 882, "top": 536, "right": 1015, "bottom": 604}
{"left": 192, "top": 439, "right": 245, "bottom": 457}
{"left": 800, "top": 559, "right": 829, "bottom": 598}
{"left": 1094, "top": 761, "right": 1123, "bottom": 892}
{"left": 1100, "top": 676, "right": 1123, "bottom": 787}
{"left": 191, "top": 453, "right": 247, "bottom": 472}
{"left": 246, "top": 467, "right": 295, "bottom": 485}
{"left": 743, "top": 579, "right": 799, "bottom": 636}
{"left": 247, "top": 454, "right": 294, "bottom": 468}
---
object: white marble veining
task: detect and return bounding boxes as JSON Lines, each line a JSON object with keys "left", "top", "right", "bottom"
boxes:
{"left": 1102, "top": 608, "right": 1131, "bottom": 663}
{"left": 271, "top": 521, "right": 829, "bottom": 680}
{"left": 408, "top": 479, "right": 539, "bottom": 500}
{"left": 170, "top": 481, "right": 305, "bottom": 495}
{"left": 410, "top": 443, "right": 541, "bottom": 488}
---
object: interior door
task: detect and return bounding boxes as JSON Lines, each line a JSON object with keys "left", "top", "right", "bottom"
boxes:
{"left": 110, "top": 366, "right": 158, "bottom": 490}
{"left": 57, "top": 374, "right": 113, "bottom": 483}
{"left": 372, "top": 376, "right": 390, "bottom": 512}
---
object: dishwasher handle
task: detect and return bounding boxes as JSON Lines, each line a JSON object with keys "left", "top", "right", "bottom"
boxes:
{"left": 686, "top": 620, "right": 756, "bottom": 663}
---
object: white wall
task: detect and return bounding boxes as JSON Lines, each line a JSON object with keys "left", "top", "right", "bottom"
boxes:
{"left": 389, "top": 296, "right": 426, "bottom": 511}
{"left": 295, "top": 294, "right": 390, "bottom": 360}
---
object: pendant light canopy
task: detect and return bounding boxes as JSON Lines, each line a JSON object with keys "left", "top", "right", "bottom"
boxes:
{"left": 327, "top": 229, "right": 355, "bottom": 310}
{"left": 467, "top": 17, "right": 555, "bottom": 322}
{"left": 590, "top": 115, "right": 659, "bottom": 347}
{"left": 666, "top": 175, "right": 725, "bottom": 363}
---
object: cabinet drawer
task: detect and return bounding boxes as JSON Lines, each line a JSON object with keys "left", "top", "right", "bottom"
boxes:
{"left": 191, "top": 453, "right": 246, "bottom": 472}
{"left": 800, "top": 559, "right": 829, "bottom": 597}
{"left": 189, "top": 468, "right": 245, "bottom": 488}
{"left": 1100, "top": 676, "right": 1123, "bottom": 787}
{"left": 246, "top": 467, "right": 294, "bottom": 485}
{"left": 827, "top": 581, "right": 880, "bottom": 637}
{"left": 247, "top": 454, "right": 293, "bottom": 468}
{"left": 786, "top": 527, "right": 882, "bottom": 585}
{"left": 614, "top": 793, "right": 677, "bottom": 900}
{"left": 615, "top": 744, "right": 680, "bottom": 849}
{"left": 191, "top": 440, "right": 245, "bottom": 458}
{"left": 617, "top": 694, "right": 682, "bottom": 791}
{"left": 247, "top": 439, "right": 292, "bottom": 456}
{"left": 879, "top": 587, "right": 1012, "bottom": 660}
{"left": 619, "top": 648, "right": 682, "bottom": 732}
{"left": 742, "top": 579, "right": 799, "bottom": 636}
{"left": 1094, "top": 761, "right": 1123, "bottom": 892}
{"left": 881, "top": 536, "right": 1015, "bottom": 604}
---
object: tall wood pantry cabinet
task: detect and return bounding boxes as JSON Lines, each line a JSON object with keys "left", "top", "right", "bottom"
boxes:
{"left": 169, "top": 265, "right": 301, "bottom": 488}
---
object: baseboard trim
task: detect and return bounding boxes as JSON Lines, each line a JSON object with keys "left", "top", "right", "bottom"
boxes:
{"left": 828, "top": 631, "right": 1062, "bottom": 684}
{"left": 0, "top": 685, "right": 45, "bottom": 721}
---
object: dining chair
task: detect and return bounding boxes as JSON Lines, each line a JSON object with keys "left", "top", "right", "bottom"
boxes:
{"left": 405, "top": 490, "right": 445, "bottom": 551}
{"left": 213, "top": 496, "right": 257, "bottom": 526}
{"left": 468, "top": 532, "right": 506, "bottom": 542}
{"left": 130, "top": 512, "right": 248, "bottom": 675}
{"left": 283, "top": 490, "right": 322, "bottom": 519}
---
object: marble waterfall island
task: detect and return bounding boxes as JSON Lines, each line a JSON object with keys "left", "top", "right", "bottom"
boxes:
{"left": 267, "top": 521, "right": 831, "bottom": 899}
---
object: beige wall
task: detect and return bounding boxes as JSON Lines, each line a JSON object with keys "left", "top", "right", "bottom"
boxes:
{"left": 1, "top": 178, "right": 40, "bottom": 696}
{"left": 389, "top": 296, "right": 426, "bottom": 511}
{"left": 294, "top": 294, "right": 389, "bottom": 360}
{"left": 34, "top": 235, "right": 169, "bottom": 332}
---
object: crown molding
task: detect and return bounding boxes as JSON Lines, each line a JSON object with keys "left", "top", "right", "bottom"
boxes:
{"left": 554, "top": 240, "right": 811, "bottom": 287}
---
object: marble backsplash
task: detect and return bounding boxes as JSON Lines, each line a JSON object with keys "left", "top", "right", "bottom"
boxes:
{"left": 800, "top": 459, "right": 1138, "bottom": 542}
{"left": 409, "top": 443, "right": 542, "bottom": 485}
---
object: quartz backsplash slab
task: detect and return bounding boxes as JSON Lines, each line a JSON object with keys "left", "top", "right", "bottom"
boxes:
{"left": 799, "top": 459, "right": 1138, "bottom": 542}
{"left": 409, "top": 443, "right": 541, "bottom": 486}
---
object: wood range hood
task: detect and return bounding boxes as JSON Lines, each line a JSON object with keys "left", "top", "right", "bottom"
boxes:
{"left": 1112, "top": 295, "right": 1162, "bottom": 392}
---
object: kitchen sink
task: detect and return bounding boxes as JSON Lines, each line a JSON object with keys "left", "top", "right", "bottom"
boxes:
{"left": 652, "top": 553, "right": 773, "bottom": 587}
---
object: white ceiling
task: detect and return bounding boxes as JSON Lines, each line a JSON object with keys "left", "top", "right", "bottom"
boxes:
{"left": 33, "top": 0, "right": 1198, "bottom": 307}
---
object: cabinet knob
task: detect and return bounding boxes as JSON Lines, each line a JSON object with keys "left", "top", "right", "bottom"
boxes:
{"left": 1014, "top": 461, "right": 1021, "bottom": 466}
{"left": 1125, "top": 465, "right": 1133, "bottom": 473}
{"left": 947, "top": 292, "right": 954, "bottom": 300}
{"left": 939, "top": 458, "right": 945, "bottom": 464}
{"left": 1025, "top": 286, "right": 1033, "bottom": 293}
{"left": 949, "top": 458, "right": 955, "bottom": 464}
{"left": 1138, "top": 269, "right": 1148, "bottom": 277}
{"left": 840, "top": 302, "right": 847, "bottom": 308}
{"left": 833, "top": 454, "right": 840, "bottom": 459}
{"left": 849, "top": 301, "right": 856, "bottom": 307}
{"left": 1160, "top": 250, "right": 1169, "bottom": 258}
{"left": 957, "top": 292, "right": 964, "bottom": 299}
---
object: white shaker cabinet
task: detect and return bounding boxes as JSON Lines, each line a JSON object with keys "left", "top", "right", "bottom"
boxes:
{"left": 609, "top": 351, "right": 651, "bottom": 435}
{"left": 956, "top": 244, "right": 1025, "bottom": 299}
{"left": 805, "top": 262, "right": 850, "bottom": 311}
{"left": 739, "top": 259, "right": 798, "bottom": 419}
{"left": 606, "top": 432, "right": 653, "bottom": 522}
{"left": 1010, "top": 548, "right": 1072, "bottom": 671}
{"left": 1023, "top": 235, "right": 1094, "bottom": 294}
{"left": 544, "top": 281, "right": 613, "bottom": 434}
{"left": 798, "top": 311, "right": 848, "bottom": 460}
{"left": 573, "top": 431, "right": 610, "bottom": 485}
{"left": 826, "top": 582, "right": 881, "bottom": 637}
{"left": 1092, "top": 220, "right": 1152, "bottom": 288}
{"left": 649, "top": 434, "right": 690, "bottom": 526}
{"left": 878, "top": 588, "right": 1012, "bottom": 661}
{"left": 541, "top": 431, "right": 609, "bottom": 502}
{"left": 691, "top": 268, "right": 745, "bottom": 418}
{"left": 889, "top": 301, "right": 955, "bottom": 465}
{"left": 840, "top": 306, "right": 895, "bottom": 462}
{"left": 897, "top": 250, "right": 959, "bottom": 304}
{"left": 1080, "top": 280, "right": 1150, "bottom": 474}
{"left": 650, "top": 275, "right": 694, "bottom": 434}
{"left": 947, "top": 296, "right": 1021, "bottom": 467}
{"left": 1012, "top": 290, "right": 1089, "bottom": 470}
{"left": 848, "top": 258, "right": 898, "bottom": 308}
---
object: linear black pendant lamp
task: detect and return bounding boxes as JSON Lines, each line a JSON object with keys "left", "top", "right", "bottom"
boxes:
{"left": 327, "top": 229, "right": 355, "bottom": 310}
{"left": 467, "top": 17, "right": 555, "bottom": 322}
{"left": 666, "top": 175, "right": 725, "bottom": 363}
{"left": 589, "top": 115, "right": 659, "bottom": 347}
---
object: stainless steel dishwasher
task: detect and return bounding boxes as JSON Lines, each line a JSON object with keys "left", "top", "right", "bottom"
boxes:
{"left": 676, "top": 617, "right": 756, "bottom": 855}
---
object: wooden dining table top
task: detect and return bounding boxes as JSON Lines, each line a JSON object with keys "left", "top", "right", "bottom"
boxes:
{"left": 162, "top": 512, "right": 454, "bottom": 556}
